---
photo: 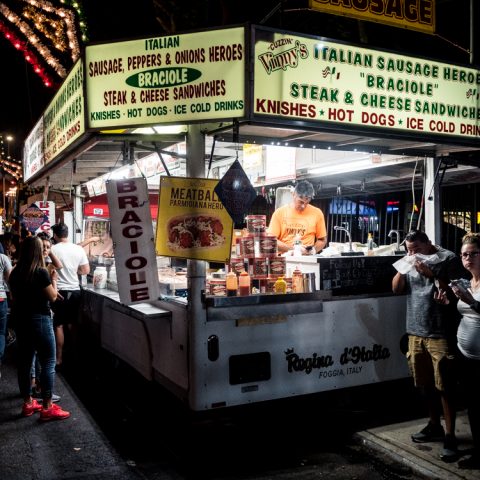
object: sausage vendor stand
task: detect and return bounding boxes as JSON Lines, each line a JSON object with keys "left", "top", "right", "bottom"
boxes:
{"left": 22, "top": 25, "right": 480, "bottom": 410}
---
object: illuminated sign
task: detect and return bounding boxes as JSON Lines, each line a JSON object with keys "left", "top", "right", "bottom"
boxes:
{"left": 254, "top": 29, "right": 480, "bottom": 140}
{"left": 86, "top": 27, "right": 245, "bottom": 129}
{"left": 309, "top": 0, "right": 435, "bottom": 34}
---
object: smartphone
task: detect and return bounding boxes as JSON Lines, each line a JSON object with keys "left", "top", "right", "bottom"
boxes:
{"left": 449, "top": 279, "right": 470, "bottom": 295}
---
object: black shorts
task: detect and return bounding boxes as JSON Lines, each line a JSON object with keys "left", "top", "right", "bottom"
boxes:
{"left": 52, "top": 290, "right": 81, "bottom": 327}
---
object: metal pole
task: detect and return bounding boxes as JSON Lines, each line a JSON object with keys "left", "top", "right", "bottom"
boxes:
{"left": 185, "top": 124, "right": 207, "bottom": 410}
{"left": 470, "top": 0, "right": 475, "bottom": 65}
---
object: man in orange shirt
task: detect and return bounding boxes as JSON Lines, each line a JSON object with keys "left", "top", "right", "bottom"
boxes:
{"left": 268, "top": 180, "right": 327, "bottom": 255}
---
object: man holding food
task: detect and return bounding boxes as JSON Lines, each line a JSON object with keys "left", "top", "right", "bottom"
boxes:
{"left": 267, "top": 180, "right": 327, "bottom": 255}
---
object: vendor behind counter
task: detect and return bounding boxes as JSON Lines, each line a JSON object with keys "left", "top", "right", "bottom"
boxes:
{"left": 267, "top": 180, "right": 327, "bottom": 255}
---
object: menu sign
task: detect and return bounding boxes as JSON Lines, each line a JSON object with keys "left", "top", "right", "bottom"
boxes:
{"left": 309, "top": 0, "right": 435, "bottom": 34}
{"left": 156, "top": 177, "right": 233, "bottom": 262}
{"left": 86, "top": 27, "right": 245, "bottom": 129}
{"left": 23, "top": 118, "right": 44, "bottom": 182}
{"left": 254, "top": 29, "right": 480, "bottom": 140}
{"left": 44, "top": 59, "right": 85, "bottom": 164}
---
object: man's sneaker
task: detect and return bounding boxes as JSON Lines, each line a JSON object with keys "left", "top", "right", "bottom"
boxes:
{"left": 22, "top": 399, "right": 42, "bottom": 417}
{"left": 440, "top": 434, "right": 458, "bottom": 462}
{"left": 39, "top": 404, "right": 70, "bottom": 422}
{"left": 411, "top": 422, "right": 445, "bottom": 443}
{"left": 32, "top": 391, "right": 61, "bottom": 403}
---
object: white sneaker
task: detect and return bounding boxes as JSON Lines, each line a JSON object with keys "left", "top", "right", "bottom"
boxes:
{"left": 32, "top": 391, "right": 61, "bottom": 403}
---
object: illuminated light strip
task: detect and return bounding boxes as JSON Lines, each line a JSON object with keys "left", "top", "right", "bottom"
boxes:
{"left": 22, "top": 0, "right": 80, "bottom": 62}
{"left": 0, "top": 2, "right": 67, "bottom": 77}
{"left": 0, "top": 20, "right": 56, "bottom": 86}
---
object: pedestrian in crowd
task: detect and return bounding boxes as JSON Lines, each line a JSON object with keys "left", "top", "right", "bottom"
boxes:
{"left": 30, "top": 232, "right": 63, "bottom": 402}
{"left": 0, "top": 252, "right": 12, "bottom": 379}
{"left": 267, "top": 180, "right": 327, "bottom": 254}
{"left": 1, "top": 232, "right": 19, "bottom": 265}
{"left": 392, "top": 230, "right": 467, "bottom": 461}
{"left": 9, "top": 236, "right": 69, "bottom": 420}
{"left": 51, "top": 222, "right": 90, "bottom": 367}
{"left": 436, "top": 232, "right": 480, "bottom": 469}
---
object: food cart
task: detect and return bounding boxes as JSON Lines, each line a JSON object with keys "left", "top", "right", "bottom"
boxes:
{"left": 22, "top": 25, "right": 480, "bottom": 410}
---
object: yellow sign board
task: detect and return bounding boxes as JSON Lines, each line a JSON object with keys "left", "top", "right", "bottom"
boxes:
{"left": 309, "top": 0, "right": 435, "bottom": 34}
{"left": 156, "top": 177, "right": 233, "bottom": 262}
{"left": 254, "top": 29, "right": 480, "bottom": 140}
{"left": 86, "top": 27, "right": 245, "bottom": 129}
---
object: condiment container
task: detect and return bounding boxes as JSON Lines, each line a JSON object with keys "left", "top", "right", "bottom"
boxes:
{"left": 292, "top": 266, "right": 304, "bottom": 293}
{"left": 93, "top": 266, "right": 107, "bottom": 289}
{"left": 226, "top": 271, "right": 238, "bottom": 296}
{"left": 238, "top": 271, "right": 251, "bottom": 296}
{"left": 273, "top": 276, "right": 287, "bottom": 294}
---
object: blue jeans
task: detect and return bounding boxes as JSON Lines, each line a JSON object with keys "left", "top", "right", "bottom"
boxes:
{"left": 0, "top": 300, "right": 8, "bottom": 362}
{"left": 16, "top": 314, "right": 56, "bottom": 400}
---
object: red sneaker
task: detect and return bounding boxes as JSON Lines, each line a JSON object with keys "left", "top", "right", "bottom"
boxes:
{"left": 22, "top": 399, "right": 42, "bottom": 417}
{"left": 40, "top": 403, "right": 70, "bottom": 422}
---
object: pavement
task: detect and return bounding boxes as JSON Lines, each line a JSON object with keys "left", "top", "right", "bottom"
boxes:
{"left": 0, "top": 351, "right": 141, "bottom": 480}
{"left": 356, "top": 413, "right": 479, "bottom": 480}
{"left": 1, "top": 346, "right": 479, "bottom": 480}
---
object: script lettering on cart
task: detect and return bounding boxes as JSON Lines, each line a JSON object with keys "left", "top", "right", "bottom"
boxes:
{"left": 284, "top": 343, "right": 391, "bottom": 379}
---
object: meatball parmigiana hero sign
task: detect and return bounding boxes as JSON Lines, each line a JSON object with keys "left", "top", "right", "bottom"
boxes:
{"left": 156, "top": 177, "right": 234, "bottom": 262}
{"left": 85, "top": 27, "right": 245, "bottom": 128}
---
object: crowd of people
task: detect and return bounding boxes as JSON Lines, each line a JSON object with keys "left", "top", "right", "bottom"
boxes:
{"left": 0, "top": 222, "right": 91, "bottom": 422}
{"left": 393, "top": 230, "right": 480, "bottom": 469}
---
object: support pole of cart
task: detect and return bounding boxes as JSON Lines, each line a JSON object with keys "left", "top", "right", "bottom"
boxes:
{"left": 186, "top": 124, "right": 208, "bottom": 410}
{"left": 425, "top": 157, "right": 442, "bottom": 245}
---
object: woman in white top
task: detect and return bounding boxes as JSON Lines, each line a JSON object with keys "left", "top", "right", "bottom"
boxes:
{"left": 448, "top": 232, "right": 480, "bottom": 469}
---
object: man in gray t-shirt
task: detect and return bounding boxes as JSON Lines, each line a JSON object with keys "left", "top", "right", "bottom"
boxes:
{"left": 392, "top": 230, "right": 467, "bottom": 461}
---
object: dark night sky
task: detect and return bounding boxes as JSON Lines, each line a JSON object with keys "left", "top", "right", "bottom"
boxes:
{"left": 0, "top": 0, "right": 476, "bottom": 160}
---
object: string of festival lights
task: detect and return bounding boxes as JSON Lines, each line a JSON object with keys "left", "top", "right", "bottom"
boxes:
{"left": 0, "top": 135, "right": 22, "bottom": 182}
{"left": 0, "top": 0, "right": 87, "bottom": 87}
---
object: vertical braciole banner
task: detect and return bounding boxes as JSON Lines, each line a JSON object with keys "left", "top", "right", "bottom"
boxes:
{"left": 156, "top": 177, "right": 233, "bottom": 262}
{"left": 107, "top": 177, "right": 160, "bottom": 305}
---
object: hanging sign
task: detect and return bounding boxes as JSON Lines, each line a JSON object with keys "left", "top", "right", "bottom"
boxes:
{"left": 86, "top": 27, "right": 245, "bottom": 129}
{"left": 214, "top": 159, "right": 257, "bottom": 225}
{"left": 44, "top": 59, "right": 85, "bottom": 164}
{"left": 156, "top": 176, "right": 234, "bottom": 262}
{"left": 106, "top": 178, "right": 160, "bottom": 305}
{"left": 19, "top": 203, "right": 49, "bottom": 234}
{"left": 254, "top": 28, "right": 480, "bottom": 140}
{"left": 34, "top": 201, "right": 55, "bottom": 235}
{"left": 309, "top": 0, "right": 435, "bottom": 35}
{"left": 23, "top": 118, "right": 44, "bottom": 182}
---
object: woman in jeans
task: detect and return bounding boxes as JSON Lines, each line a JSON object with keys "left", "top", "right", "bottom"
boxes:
{"left": 0, "top": 252, "right": 12, "bottom": 378}
{"left": 9, "top": 236, "right": 69, "bottom": 421}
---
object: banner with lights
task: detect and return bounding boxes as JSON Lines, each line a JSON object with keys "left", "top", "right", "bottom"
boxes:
{"left": 85, "top": 27, "right": 245, "bottom": 129}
